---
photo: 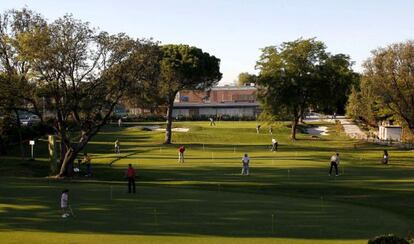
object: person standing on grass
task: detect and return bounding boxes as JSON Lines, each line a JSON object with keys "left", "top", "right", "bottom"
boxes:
{"left": 209, "top": 117, "right": 216, "bottom": 126}
{"left": 126, "top": 164, "right": 136, "bottom": 193}
{"left": 329, "top": 152, "right": 340, "bottom": 176}
{"left": 271, "top": 138, "right": 278, "bottom": 151}
{"left": 269, "top": 126, "right": 273, "bottom": 135}
{"left": 256, "top": 124, "right": 261, "bottom": 134}
{"left": 83, "top": 153, "right": 92, "bottom": 177}
{"left": 241, "top": 153, "right": 250, "bottom": 175}
{"left": 382, "top": 149, "right": 389, "bottom": 164}
{"left": 61, "top": 189, "right": 69, "bottom": 218}
{"left": 114, "top": 139, "right": 120, "bottom": 154}
{"left": 178, "top": 145, "right": 185, "bottom": 163}
{"left": 118, "top": 118, "right": 122, "bottom": 127}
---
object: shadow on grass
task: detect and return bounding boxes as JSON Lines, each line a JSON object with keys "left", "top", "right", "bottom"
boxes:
{"left": 0, "top": 174, "right": 412, "bottom": 240}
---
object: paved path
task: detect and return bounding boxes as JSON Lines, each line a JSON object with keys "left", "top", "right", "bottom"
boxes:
{"left": 337, "top": 119, "right": 367, "bottom": 139}
{"left": 305, "top": 114, "right": 366, "bottom": 139}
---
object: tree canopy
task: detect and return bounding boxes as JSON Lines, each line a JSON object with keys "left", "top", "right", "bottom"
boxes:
{"left": 236, "top": 72, "right": 257, "bottom": 86}
{"left": 1, "top": 9, "right": 161, "bottom": 176}
{"left": 346, "top": 40, "right": 414, "bottom": 132}
{"left": 256, "top": 38, "right": 357, "bottom": 139}
{"left": 158, "top": 44, "right": 222, "bottom": 144}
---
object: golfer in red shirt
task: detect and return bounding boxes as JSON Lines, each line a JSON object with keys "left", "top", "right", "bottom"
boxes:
{"left": 178, "top": 146, "right": 185, "bottom": 163}
{"left": 126, "top": 164, "right": 136, "bottom": 193}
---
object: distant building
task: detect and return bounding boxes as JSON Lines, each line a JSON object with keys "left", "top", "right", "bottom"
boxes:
{"left": 378, "top": 121, "right": 402, "bottom": 141}
{"left": 173, "top": 85, "right": 260, "bottom": 118}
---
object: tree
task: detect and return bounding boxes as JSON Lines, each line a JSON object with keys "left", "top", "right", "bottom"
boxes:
{"left": 256, "top": 38, "right": 356, "bottom": 139}
{"left": 19, "top": 14, "right": 160, "bottom": 176}
{"left": 159, "top": 44, "right": 222, "bottom": 144}
{"left": 349, "top": 41, "right": 414, "bottom": 131}
{"left": 316, "top": 54, "right": 359, "bottom": 114}
{"left": 237, "top": 72, "right": 257, "bottom": 86}
{"left": 0, "top": 8, "right": 46, "bottom": 158}
{"left": 345, "top": 78, "right": 386, "bottom": 126}
{"left": 122, "top": 55, "right": 166, "bottom": 114}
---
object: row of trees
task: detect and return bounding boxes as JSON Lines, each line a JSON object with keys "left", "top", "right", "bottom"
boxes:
{"left": 0, "top": 8, "right": 221, "bottom": 176}
{"left": 254, "top": 38, "right": 358, "bottom": 139}
{"left": 256, "top": 38, "right": 414, "bottom": 140}
{"left": 346, "top": 41, "right": 414, "bottom": 135}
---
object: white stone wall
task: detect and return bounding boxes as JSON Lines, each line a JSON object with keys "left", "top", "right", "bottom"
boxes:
{"left": 379, "top": 126, "right": 402, "bottom": 141}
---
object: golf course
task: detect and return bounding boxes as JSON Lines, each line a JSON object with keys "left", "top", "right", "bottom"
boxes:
{"left": 0, "top": 121, "right": 413, "bottom": 244}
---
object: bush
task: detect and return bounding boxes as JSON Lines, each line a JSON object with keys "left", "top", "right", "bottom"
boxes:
{"left": 368, "top": 234, "right": 410, "bottom": 244}
{"left": 115, "top": 114, "right": 257, "bottom": 122}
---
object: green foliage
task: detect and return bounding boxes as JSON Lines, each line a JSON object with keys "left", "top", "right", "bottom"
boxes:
{"left": 158, "top": 44, "right": 222, "bottom": 143}
{"left": 1, "top": 8, "right": 162, "bottom": 175}
{"left": 237, "top": 72, "right": 257, "bottom": 86}
{"left": 256, "top": 38, "right": 356, "bottom": 138}
{"left": 159, "top": 44, "right": 222, "bottom": 94}
{"left": 368, "top": 234, "right": 410, "bottom": 244}
{"left": 351, "top": 41, "right": 414, "bottom": 132}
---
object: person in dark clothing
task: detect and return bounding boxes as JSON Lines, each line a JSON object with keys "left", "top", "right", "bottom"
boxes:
{"left": 82, "top": 153, "right": 92, "bottom": 177}
{"left": 126, "top": 164, "right": 136, "bottom": 193}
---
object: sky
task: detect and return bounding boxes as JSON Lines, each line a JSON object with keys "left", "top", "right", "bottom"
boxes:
{"left": 1, "top": 0, "right": 414, "bottom": 85}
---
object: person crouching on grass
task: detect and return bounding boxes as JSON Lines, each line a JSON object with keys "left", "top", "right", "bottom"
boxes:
{"left": 61, "top": 189, "right": 69, "bottom": 218}
{"left": 241, "top": 153, "right": 250, "bottom": 175}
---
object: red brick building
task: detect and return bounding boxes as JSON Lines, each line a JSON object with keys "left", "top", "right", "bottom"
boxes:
{"left": 173, "top": 85, "right": 260, "bottom": 117}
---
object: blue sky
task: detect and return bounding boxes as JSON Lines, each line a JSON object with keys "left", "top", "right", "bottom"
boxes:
{"left": 1, "top": 0, "right": 414, "bottom": 84}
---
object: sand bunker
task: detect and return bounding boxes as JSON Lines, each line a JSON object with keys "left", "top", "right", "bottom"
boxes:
{"left": 306, "top": 126, "right": 329, "bottom": 136}
{"left": 130, "top": 125, "right": 161, "bottom": 131}
{"left": 130, "top": 125, "right": 189, "bottom": 132}
{"left": 155, "top": 128, "right": 189, "bottom": 132}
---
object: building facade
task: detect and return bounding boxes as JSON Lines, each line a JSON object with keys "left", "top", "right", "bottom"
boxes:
{"left": 173, "top": 85, "right": 260, "bottom": 118}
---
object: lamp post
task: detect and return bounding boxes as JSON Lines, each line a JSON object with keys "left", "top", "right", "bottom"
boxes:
{"left": 29, "top": 140, "right": 35, "bottom": 160}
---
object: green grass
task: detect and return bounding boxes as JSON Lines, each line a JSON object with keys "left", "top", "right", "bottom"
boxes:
{"left": 0, "top": 121, "right": 413, "bottom": 244}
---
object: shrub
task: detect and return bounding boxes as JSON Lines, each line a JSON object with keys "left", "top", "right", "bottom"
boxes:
{"left": 368, "top": 234, "right": 409, "bottom": 244}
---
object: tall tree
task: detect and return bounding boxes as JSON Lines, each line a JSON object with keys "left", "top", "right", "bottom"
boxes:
{"left": 256, "top": 38, "right": 356, "bottom": 139}
{"left": 0, "top": 8, "right": 46, "bottom": 158}
{"left": 349, "top": 41, "right": 414, "bottom": 131}
{"left": 237, "top": 72, "right": 257, "bottom": 86}
{"left": 159, "top": 44, "right": 222, "bottom": 144}
{"left": 20, "top": 14, "right": 160, "bottom": 176}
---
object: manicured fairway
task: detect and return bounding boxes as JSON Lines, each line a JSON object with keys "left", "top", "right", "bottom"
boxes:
{"left": 0, "top": 121, "right": 413, "bottom": 243}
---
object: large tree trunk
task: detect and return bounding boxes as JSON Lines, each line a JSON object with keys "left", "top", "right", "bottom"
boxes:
{"left": 57, "top": 134, "right": 93, "bottom": 177}
{"left": 58, "top": 147, "right": 76, "bottom": 177}
{"left": 164, "top": 96, "right": 175, "bottom": 144}
{"left": 291, "top": 116, "right": 299, "bottom": 140}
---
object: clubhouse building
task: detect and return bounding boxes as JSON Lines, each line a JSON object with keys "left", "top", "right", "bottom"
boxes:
{"left": 172, "top": 85, "right": 260, "bottom": 118}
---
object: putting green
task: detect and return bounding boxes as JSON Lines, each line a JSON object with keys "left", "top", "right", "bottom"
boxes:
{"left": 0, "top": 121, "right": 413, "bottom": 243}
{"left": 0, "top": 179, "right": 410, "bottom": 244}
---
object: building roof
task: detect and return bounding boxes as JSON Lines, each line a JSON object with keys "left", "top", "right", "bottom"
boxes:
{"left": 174, "top": 102, "right": 260, "bottom": 108}
{"left": 209, "top": 85, "right": 257, "bottom": 91}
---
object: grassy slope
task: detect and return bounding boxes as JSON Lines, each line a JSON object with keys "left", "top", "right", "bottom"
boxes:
{"left": 0, "top": 121, "right": 413, "bottom": 244}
